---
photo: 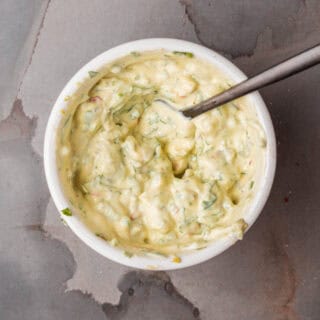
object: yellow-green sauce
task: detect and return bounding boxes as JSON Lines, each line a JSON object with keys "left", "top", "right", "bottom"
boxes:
{"left": 57, "top": 50, "right": 266, "bottom": 256}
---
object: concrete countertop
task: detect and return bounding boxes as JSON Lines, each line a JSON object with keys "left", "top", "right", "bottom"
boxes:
{"left": 1, "top": 1, "right": 319, "bottom": 319}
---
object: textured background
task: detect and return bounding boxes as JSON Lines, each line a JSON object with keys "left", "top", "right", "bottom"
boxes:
{"left": 1, "top": 1, "right": 320, "bottom": 319}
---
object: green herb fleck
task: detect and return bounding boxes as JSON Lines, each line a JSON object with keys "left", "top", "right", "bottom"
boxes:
{"left": 81, "top": 184, "right": 89, "bottom": 194}
{"left": 173, "top": 51, "right": 194, "bottom": 58}
{"left": 61, "top": 207, "right": 72, "bottom": 216}
{"left": 63, "top": 115, "right": 71, "bottom": 128}
{"left": 118, "top": 92, "right": 124, "bottom": 97}
{"left": 96, "top": 233, "right": 108, "bottom": 241}
{"left": 160, "top": 119, "right": 168, "bottom": 125}
{"left": 202, "top": 195, "right": 217, "bottom": 210}
{"left": 130, "top": 51, "right": 141, "bottom": 57}
{"left": 88, "top": 71, "right": 99, "bottom": 78}
{"left": 124, "top": 251, "right": 133, "bottom": 258}
{"left": 250, "top": 181, "right": 255, "bottom": 189}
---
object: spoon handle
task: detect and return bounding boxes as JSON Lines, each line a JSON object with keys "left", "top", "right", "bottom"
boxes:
{"left": 182, "top": 44, "right": 320, "bottom": 118}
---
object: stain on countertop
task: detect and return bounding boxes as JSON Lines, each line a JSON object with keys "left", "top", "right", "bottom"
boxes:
{"left": 180, "top": 0, "right": 318, "bottom": 58}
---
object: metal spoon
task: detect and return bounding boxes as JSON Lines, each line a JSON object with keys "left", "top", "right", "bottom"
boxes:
{"left": 156, "top": 44, "right": 320, "bottom": 118}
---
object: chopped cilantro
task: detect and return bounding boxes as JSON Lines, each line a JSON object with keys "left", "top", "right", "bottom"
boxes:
{"left": 202, "top": 194, "right": 217, "bottom": 210}
{"left": 61, "top": 207, "right": 72, "bottom": 216}
{"left": 130, "top": 51, "right": 141, "bottom": 57}
{"left": 124, "top": 251, "right": 133, "bottom": 258}
{"left": 250, "top": 181, "right": 255, "bottom": 189}
{"left": 63, "top": 115, "right": 71, "bottom": 128}
{"left": 96, "top": 233, "right": 107, "bottom": 241}
{"left": 81, "top": 184, "right": 89, "bottom": 194}
{"left": 173, "top": 51, "right": 194, "bottom": 58}
{"left": 88, "top": 71, "right": 99, "bottom": 78}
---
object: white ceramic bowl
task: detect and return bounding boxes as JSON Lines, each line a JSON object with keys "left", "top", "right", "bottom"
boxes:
{"left": 44, "top": 38, "right": 276, "bottom": 270}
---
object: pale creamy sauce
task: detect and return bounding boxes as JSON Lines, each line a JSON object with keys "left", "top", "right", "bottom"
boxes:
{"left": 57, "top": 50, "right": 266, "bottom": 256}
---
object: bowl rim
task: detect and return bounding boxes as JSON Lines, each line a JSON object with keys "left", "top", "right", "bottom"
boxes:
{"left": 44, "top": 38, "right": 276, "bottom": 270}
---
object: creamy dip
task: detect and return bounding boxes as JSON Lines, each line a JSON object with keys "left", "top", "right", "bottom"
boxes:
{"left": 57, "top": 50, "right": 266, "bottom": 257}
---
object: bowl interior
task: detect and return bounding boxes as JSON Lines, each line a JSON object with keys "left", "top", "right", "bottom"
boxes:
{"left": 44, "top": 38, "right": 276, "bottom": 270}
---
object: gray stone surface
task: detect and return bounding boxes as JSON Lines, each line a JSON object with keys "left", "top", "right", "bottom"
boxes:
{"left": 1, "top": 0, "right": 320, "bottom": 319}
